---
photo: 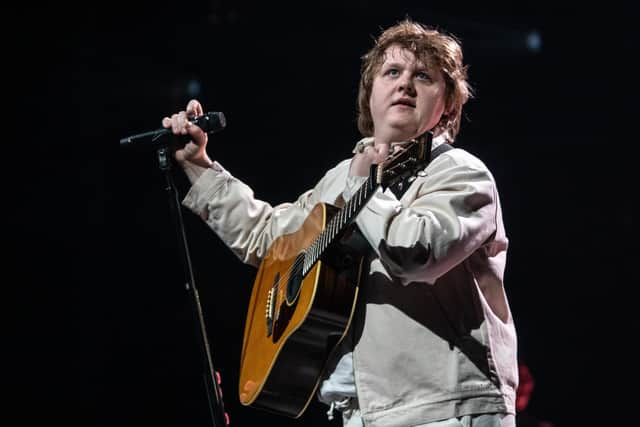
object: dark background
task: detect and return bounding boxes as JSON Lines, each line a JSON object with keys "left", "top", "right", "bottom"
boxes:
{"left": 10, "top": 1, "right": 635, "bottom": 426}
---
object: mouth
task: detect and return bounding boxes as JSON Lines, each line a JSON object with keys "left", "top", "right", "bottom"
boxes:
{"left": 391, "top": 99, "right": 416, "bottom": 108}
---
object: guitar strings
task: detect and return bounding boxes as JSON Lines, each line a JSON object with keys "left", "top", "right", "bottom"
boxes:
{"left": 271, "top": 182, "right": 369, "bottom": 297}
{"left": 271, "top": 214, "right": 338, "bottom": 295}
{"left": 269, "top": 140, "right": 420, "bottom": 296}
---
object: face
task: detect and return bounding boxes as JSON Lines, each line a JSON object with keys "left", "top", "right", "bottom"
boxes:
{"left": 369, "top": 44, "right": 447, "bottom": 143}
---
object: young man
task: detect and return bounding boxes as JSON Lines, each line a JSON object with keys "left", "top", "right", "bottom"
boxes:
{"left": 163, "top": 19, "right": 518, "bottom": 427}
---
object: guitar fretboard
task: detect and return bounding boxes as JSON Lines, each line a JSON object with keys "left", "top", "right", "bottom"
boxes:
{"left": 302, "top": 172, "right": 377, "bottom": 275}
{"left": 301, "top": 132, "right": 432, "bottom": 276}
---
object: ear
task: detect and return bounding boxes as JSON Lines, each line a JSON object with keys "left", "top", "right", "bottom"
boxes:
{"left": 431, "top": 109, "right": 453, "bottom": 140}
{"left": 436, "top": 110, "right": 450, "bottom": 129}
{"left": 443, "top": 102, "right": 454, "bottom": 118}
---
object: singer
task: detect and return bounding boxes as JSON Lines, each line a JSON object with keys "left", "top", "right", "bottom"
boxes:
{"left": 162, "top": 19, "right": 518, "bottom": 427}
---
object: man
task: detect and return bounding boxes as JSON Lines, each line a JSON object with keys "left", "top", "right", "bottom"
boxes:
{"left": 163, "top": 18, "right": 518, "bottom": 427}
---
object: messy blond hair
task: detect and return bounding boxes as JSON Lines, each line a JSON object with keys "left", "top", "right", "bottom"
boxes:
{"left": 357, "top": 19, "right": 472, "bottom": 143}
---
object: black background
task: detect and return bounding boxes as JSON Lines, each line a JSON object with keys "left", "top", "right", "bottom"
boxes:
{"left": 9, "top": 1, "right": 635, "bottom": 426}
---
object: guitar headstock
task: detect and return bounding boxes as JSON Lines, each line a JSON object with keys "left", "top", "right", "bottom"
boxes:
{"left": 377, "top": 131, "right": 433, "bottom": 189}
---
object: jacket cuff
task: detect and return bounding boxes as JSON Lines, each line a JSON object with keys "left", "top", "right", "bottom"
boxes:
{"left": 181, "top": 161, "right": 230, "bottom": 217}
{"left": 342, "top": 175, "right": 368, "bottom": 202}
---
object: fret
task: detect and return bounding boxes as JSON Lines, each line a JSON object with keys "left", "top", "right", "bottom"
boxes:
{"left": 301, "top": 133, "right": 431, "bottom": 277}
{"left": 330, "top": 217, "right": 336, "bottom": 239}
{"left": 319, "top": 232, "right": 325, "bottom": 258}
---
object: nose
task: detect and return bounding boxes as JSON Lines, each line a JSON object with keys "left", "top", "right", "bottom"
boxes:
{"left": 397, "top": 72, "right": 416, "bottom": 96}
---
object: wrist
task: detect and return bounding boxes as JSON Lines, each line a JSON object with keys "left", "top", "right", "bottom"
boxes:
{"left": 349, "top": 153, "right": 372, "bottom": 177}
{"left": 179, "top": 158, "right": 212, "bottom": 184}
{"left": 182, "top": 155, "right": 213, "bottom": 169}
{"left": 352, "top": 138, "right": 375, "bottom": 154}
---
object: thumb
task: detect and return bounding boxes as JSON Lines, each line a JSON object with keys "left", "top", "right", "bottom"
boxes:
{"left": 186, "top": 99, "right": 204, "bottom": 118}
{"left": 372, "top": 143, "right": 390, "bottom": 164}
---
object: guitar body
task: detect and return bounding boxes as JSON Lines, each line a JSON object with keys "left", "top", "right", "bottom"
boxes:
{"left": 239, "top": 202, "right": 364, "bottom": 418}
{"left": 237, "top": 132, "right": 433, "bottom": 418}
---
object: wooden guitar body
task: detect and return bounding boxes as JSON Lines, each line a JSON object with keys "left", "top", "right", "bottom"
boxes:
{"left": 239, "top": 203, "right": 364, "bottom": 417}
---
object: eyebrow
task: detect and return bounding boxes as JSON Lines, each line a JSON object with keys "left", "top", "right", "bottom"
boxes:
{"left": 382, "top": 61, "right": 405, "bottom": 68}
{"left": 382, "top": 60, "right": 428, "bottom": 71}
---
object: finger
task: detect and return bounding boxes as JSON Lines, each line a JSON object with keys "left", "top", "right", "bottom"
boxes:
{"left": 171, "top": 113, "right": 181, "bottom": 134}
{"left": 174, "top": 111, "right": 191, "bottom": 134}
{"left": 375, "top": 143, "right": 390, "bottom": 159}
{"left": 364, "top": 144, "right": 388, "bottom": 164}
{"left": 186, "top": 99, "right": 203, "bottom": 118}
{"left": 371, "top": 144, "right": 389, "bottom": 164}
{"left": 188, "top": 124, "right": 207, "bottom": 146}
{"left": 162, "top": 117, "right": 171, "bottom": 128}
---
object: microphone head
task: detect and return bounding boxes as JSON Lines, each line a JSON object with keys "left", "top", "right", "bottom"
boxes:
{"left": 195, "top": 112, "right": 226, "bottom": 134}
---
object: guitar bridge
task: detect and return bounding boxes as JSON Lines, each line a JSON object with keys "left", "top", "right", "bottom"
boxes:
{"left": 266, "top": 273, "right": 279, "bottom": 337}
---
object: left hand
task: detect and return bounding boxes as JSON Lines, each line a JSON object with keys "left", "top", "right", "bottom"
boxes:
{"left": 349, "top": 141, "right": 390, "bottom": 177}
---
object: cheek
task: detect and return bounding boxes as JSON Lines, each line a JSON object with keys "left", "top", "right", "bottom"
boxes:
{"left": 368, "top": 87, "right": 380, "bottom": 116}
{"left": 368, "top": 80, "right": 387, "bottom": 117}
{"left": 433, "top": 97, "right": 446, "bottom": 118}
{"left": 421, "top": 93, "right": 447, "bottom": 129}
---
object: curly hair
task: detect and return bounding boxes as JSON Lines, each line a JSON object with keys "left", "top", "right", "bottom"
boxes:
{"left": 357, "top": 19, "right": 473, "bottom": 143}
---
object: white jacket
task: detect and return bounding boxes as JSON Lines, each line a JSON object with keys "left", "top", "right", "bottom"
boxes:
{"left": 182, "top": 137, "right": 518, "bottom": 426}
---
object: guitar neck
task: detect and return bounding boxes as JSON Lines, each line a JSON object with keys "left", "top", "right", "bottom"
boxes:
{"left": 302, "top": 132, "right": 433, "bottom": 276}
{"left": 302, "top": 172, "right": 378, "bottom": 275}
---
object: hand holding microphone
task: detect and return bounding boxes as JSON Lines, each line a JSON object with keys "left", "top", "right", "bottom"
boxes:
{"left": 120, "top": 99, "right": 225, "bottom": 169}
{"left": 162, "top": 99, "right": 218, "bottom": 168}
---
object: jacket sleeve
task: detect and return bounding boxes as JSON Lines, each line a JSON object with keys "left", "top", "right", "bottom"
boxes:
{"left": 346, "top": 152, "right": 500, "bottom": 285}
{"left": 181, "top": 161, "right": 315, "bottom": 267}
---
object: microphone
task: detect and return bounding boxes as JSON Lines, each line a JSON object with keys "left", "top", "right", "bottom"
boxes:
{"left": 119, "top": 111, "right": 226, "bottom": 146}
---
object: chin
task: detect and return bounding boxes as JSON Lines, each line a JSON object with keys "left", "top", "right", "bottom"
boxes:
{"left": 389, "top": 125, "right": 419, "bottom": 142}
{"left": 374, "top": 118, "right": 420, "bottom": 142}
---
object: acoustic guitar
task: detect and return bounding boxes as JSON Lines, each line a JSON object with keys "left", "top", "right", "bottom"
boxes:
{"left": 238, "top": 132, "right": 433, "bottom": 418}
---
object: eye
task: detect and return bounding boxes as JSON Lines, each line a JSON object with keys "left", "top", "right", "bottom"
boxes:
{"left": 384, "top": 68, "right": 400, "bottom": 77}
{"left": 416, "top": 71, "right": 431, "bottom": 81}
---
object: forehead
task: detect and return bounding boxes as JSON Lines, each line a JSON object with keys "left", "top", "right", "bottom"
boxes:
{"left": 382, "top": 44, "right": 424, "bottom": 67}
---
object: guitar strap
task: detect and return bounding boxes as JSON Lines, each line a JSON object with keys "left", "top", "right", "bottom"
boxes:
{"left": 388, "top": 142, "right": 454, "bottom": 199}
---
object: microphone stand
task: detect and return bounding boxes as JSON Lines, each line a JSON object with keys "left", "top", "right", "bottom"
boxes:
{"left": 156, "top": 145, "right": 229, "bottom": 426}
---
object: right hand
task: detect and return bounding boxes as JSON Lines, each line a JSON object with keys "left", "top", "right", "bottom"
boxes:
{"left": 162, "top": 99, "right": 213, "bottom": 168}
